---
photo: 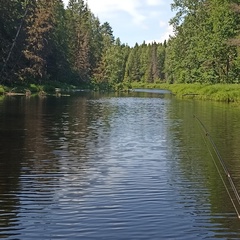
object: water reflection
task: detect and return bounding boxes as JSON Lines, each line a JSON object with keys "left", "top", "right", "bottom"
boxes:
{"left": 166, "top": 99, "right": 240, "bottom": 238}
{"left": 0, "top": 93, "right": 240, "bottom": 239}
{"left": 0, "top": 98, "right": 23, "bottom": 238}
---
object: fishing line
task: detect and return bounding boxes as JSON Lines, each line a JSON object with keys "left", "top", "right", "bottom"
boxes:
{"left": 198, "top": 123, "right": 240, "bottom": 218}
{"left": 194, "top": 114, "right": 240, "bottom": 219}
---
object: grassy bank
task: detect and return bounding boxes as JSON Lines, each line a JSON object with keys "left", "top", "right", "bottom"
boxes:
{"left": 2, "top": 81, "right": 240, "bottom": 104}
{"left": 131, "top": 82, "right": 240, "bottom": 103}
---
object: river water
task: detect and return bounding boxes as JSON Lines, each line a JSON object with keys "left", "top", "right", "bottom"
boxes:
{"left": 0, "top": 90, "right": 240, "bottom": 239}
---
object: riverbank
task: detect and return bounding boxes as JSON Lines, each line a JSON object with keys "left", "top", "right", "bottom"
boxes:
{"left": 0, "top": 82, "right": 85, "bottom": 97}
{"left": 131, "top": 82, "right": 240, "bottom": 103}
{"left": 2, "top": 81, "right": 240, "bottom": 104}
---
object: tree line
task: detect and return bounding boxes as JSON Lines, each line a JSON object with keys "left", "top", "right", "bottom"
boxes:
{"left": 166, "top": 0, "right": 240, "bottom": 84}
{"left": 0, "top": 0, "right": 240, "bottom": 91}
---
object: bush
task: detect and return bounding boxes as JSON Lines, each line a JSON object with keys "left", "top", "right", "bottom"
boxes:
{"left": 0, "top": 85, "right": 5, "bottom": 94}
{"left": 29, "top": 84, "right": 43, "bottom": 93}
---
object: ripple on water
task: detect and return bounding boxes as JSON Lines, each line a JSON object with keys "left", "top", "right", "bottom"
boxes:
{"left": 0, "top": 95, "right": 240, "bottom": 239}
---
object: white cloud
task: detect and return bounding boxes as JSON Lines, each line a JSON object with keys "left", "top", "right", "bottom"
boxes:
{"left": 160, "top": 24, "right": 174, "bottom": 41}
{"left": 146, "top": 24, "right": 174, "bottom": 44}
{"left": 159, "top": 20, "right": 167, "bottom": 27}
{"left": 62, "top": 0, "right": 175, "bottom": 46}
{"left": 63, "top": 0, "right": 172, "bottom": 27}
{"left": 146, "top": 0, "right": 164, "bottom": 6}
{"left": 87, "top": 0, "right": 146, "bottom": 26}
{"left": 63, "top": 0, "right": 146, "bottom": 25}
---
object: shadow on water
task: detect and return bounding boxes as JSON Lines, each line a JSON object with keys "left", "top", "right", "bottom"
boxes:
{"left": 0, "top": 98, "right": 24, "bottom": 238}
{"left": 166, "top": 98, "right": 240, "bottom": 238}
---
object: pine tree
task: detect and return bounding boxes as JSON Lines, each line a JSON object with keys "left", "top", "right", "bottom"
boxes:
{"left": 93, "top": 21, "right": 115, "bottom": 88}
{"left": 157, "top": 43, "right": 166, "bottom": 81}
{"left": 65, "top": 0, "right": 91, "bottom": 83}
{"left": 124, "top": 44, "right": 141, "bottom": 83}
{"left": 46, "top": 0, "right": 72, "bottom": 83}
{"left": 23, "top": 0, "right": 60, "bottom": 82}
{"left": 0, "top": 0, "right": 28, "bottom": 84}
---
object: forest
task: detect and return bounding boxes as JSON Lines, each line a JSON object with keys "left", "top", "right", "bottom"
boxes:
{"left": 0, "top": 0, "right": 240, "bottom": 92}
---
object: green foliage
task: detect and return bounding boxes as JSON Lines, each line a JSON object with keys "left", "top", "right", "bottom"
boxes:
{"left": 166, "top": 0, "right": 240, "bottom": 84}
{"left": 1, "top": 0, "right": 240, "bottom": 93}
{"left": 29, "top": 84, "right": 43, "bottom": 93}
{"left": 0, "top": 0, "right": 27, "bottom": 84}
{"left": 0, "top": 85, "right": 5, "bottom": 94}
{"left": 130, "top": 81, "right": 240, "bottom": 103}
{"left": 29, "top": 82, "right": 77, "bottom": 93}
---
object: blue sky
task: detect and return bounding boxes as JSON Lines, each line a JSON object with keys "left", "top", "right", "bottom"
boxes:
{"left": 63, "top": 0, "right": 175, "bottom": 47}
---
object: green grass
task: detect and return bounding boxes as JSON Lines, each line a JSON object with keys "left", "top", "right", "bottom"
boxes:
{"left": 130, "top": 82, "right": 240, "bottom": 103}
{"left": 2, "top": 80, "right": 240, "bottom": 104}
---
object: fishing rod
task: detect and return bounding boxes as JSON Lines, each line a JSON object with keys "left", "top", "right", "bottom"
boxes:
{"left": 193, "top": 114, "right": 240, "bottom": 219}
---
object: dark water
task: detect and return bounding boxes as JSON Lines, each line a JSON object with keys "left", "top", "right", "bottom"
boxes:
{"left": 0, "top": 91, "right": 240, "bottom": 239}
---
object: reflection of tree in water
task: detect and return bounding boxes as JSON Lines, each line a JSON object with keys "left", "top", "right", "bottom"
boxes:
{"left": 6, "top": 93, "right": 240, "bottom": 238}
{"left": 22, "top": 97, "right": 59, "bottom": 174}
{"left": 0, "top": 97, "right": 64, "bottom": 238}
{"left": 46, "top": 95, "right": 115, "bottom": 191}
{"left": 0, "top": 99, "right": 23, "bottom": 238}
{"left": 166, "top": 99, "right": 240, "bottom": 238}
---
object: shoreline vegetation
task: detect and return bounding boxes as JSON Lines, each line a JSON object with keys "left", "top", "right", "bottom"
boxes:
{"left": 1, "top": 1, "right": 240, "bottom": 103}
{"left": 1, "top": 81, "right": 240, "bottom": 105}
{"left": 131, "top": 82, "right": 240, "bottom": 103}
{"left": 0, "top": 82, "right": 76, "bottom": 96}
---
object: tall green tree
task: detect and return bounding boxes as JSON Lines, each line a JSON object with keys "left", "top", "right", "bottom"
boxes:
{"left": 0, "top": 0, "right": 28, "bottom": 84}
{"left": 66, "top": 0, "right": 91, "bottom": 83}
{"left": 88, "top": 16, "right": 104, "bottom": 77}
{"left": 93, "top": 21, "right": 116, "bottom": 89}
{"left": 157, "top": 43, "right": 166, "bottom": 81}
{"left": 166, "top": 0, "right": 240, "bottom": 84}
{"left": 97, "top": 38, "right": 128, "bottom": 90}
{"left": 45, "top": 0, "right": 72, "bottom": 83}
{"left": 124, "top": 43, "right": 141, "bottom": 83}
{"left": 146, "top": 42, "right": 160, "bottom": 83}
{"left": 23, "top": 0, "right": 62, "bottom": 82}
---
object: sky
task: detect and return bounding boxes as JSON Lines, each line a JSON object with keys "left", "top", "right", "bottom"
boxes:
{"left": 63, "top": 0, "right": 175, "bottom": 47}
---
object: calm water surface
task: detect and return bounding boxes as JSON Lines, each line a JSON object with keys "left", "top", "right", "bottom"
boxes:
{"left": 0, "top": 91, "right": 240, "bottom": 239}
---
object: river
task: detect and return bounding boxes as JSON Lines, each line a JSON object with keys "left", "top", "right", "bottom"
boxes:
{"left": 0, "top": 90, "right": 240, "bottom": 239}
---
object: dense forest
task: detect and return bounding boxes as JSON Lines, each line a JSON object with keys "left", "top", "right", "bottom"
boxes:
{"left": 0, "top": 0, "right": 240, "bottom": 91}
